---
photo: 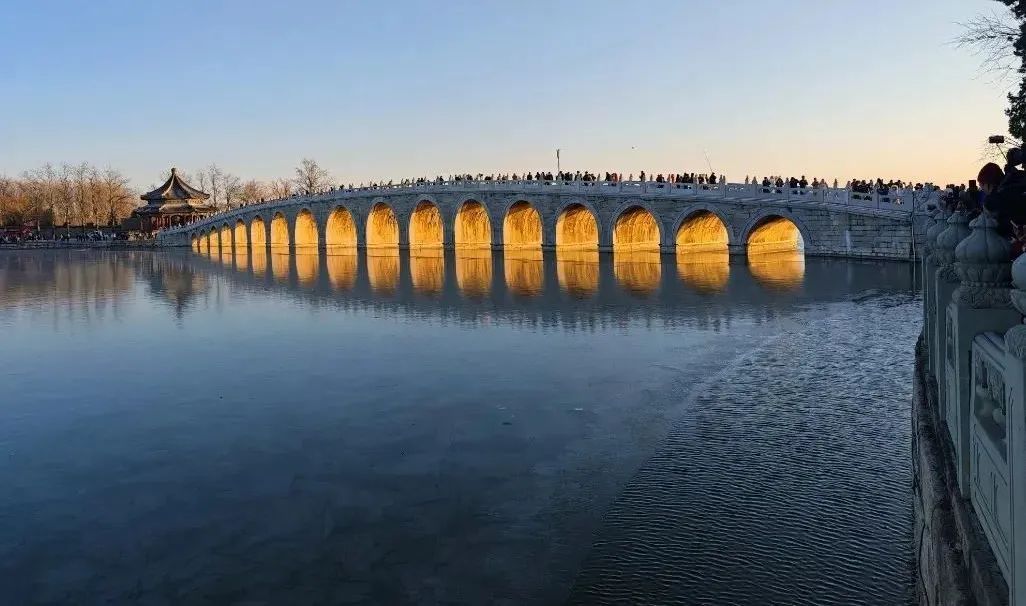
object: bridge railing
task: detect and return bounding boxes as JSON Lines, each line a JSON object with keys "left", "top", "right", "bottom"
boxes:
{"left": 159, "top": 180, "right": 935, "bottom": 236}
{"left": 922, "top": 211, "right": 1026, "bottom": 605}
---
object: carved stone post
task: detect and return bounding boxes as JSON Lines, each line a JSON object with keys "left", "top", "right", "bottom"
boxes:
{"left": 946, "top": 211, "right": 1019, "bottom": 491}
{"left": 933, "top": 211, "right": 972, "bottom": 418}
{"left": 1003, "top": 253, "right": 1026, "bottom": 605}
{"left": 923, "top": 209, "right": 949, "bottom": 375}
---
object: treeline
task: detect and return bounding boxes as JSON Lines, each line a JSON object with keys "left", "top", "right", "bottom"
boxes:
{"left": 1, "top": 158, "right": 335, "bottom": 228}
{"left": 0, "top": 163, "right": 135, "bottom": 227}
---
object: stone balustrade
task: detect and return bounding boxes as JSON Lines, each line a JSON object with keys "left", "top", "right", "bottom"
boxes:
{"left": 921, "top": 208, "right": 1026, "bottom": 605}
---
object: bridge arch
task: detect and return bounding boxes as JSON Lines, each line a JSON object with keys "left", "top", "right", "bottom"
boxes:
{"left": 455, "top": 199, "right": 493, "bottom": 248}
{"left": 325, "top": 206, "right": 358, "bottom": 248}
{"left": 220, "top": 224, "right": 232, "bottom": 251}
{"left": 233, "top": 219, "right": 248, "bottom": 249}
{"left": 409, "top": 200, "right": 444, "bottom": 248}
{"left": 294, "top": 208, "right": 319, "bottom": 248}
{"left": 673, "top": 205, "right": 734, "bottom": 252}
{"left": 367, "top": 202, "right": 399, "bottom": 248}
{"left": 250, "top": 215, "right": 267, "bottom": 249}
{"left": 270, "top": 212, "right": 290, "bottom": 248}
{"left": 503, "top": 200, "right": 543, "bottom": 249}
{"left": 555, "top": 201, "right": 600, "bottom": 249}
{"left": 612, "top": 204, "right": 662, "bottom": 252}
{"left": 740, "top": 210, "right": 810, "bottom": 254}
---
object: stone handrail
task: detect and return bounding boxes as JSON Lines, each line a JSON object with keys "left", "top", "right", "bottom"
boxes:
{"left": 158, "top": 180, "right": 934, "bottom": 237}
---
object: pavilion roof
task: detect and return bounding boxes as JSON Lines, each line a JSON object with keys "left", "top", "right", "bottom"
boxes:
{"left": 140, "top": 167, "right": 210, "bottom": 202}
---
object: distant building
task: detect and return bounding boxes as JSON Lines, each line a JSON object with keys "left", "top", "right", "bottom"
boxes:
{"left": 124, "top": 168, "right": 215, "bottom": 233}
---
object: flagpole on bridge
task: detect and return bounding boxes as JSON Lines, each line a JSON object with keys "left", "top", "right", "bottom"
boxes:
{"left": 556, "top": 148, "right": 560, "bottom": 175}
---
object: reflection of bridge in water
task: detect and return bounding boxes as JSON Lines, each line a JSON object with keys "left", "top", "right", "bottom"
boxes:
{"left": 187, "top": 245, "right": 914, "bottom": 330}
{"left": 161, "top": 180, "right": 932, "bottom": 261}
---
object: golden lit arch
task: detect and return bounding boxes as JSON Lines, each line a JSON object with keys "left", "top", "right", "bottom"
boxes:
{"left": 326, "top": 207, "right": 357, "bottom": 248}
{"left": 409, "top": 201, "right": 443, "bottom": 248}
{"left": 555, "top": 204, "right": 599, "bottom": 249}
{"left": 270, "top": 212, "right": 289, "bottom": 248}
{"left": 746, "top": 216, "right": 805, "bottom": 254}
{"left": 676, "top": 210, "right": 728, "bottom": 253}
{"left": 503, "top": 201, "right": 542, "bottom": 249}
{"left": 367, "top": 202, "right": 399, "bottom": 248}
{"left": 220, "top": 225, "right": 232, "bottom": 251}
{"left": 455, "top": 200, "right": 492, "bottom": 248}
{"left": 613, "top": 206, "right": 661, "bottom": 252}
{"left": 234, "top": 219, "right": 248, "bottom": 249}
{"left": 294, "top": 209, "right": 319, "bottom": 248}
{"left": 250, "top": 216, "right": 267, "bottom": 249}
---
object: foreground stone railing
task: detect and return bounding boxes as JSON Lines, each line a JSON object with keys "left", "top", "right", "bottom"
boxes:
{"left": 158, "top": 179, "right": 935, "bottom": 238}
{"left": 922, "top": 208, "right": 1026, "bottom": 605}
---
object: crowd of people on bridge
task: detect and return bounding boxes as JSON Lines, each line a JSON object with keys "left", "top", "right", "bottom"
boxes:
{"left": 939, "top": 149, "right": 1026, "bottom": 244}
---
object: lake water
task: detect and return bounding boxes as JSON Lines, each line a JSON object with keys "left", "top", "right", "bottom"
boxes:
{"left": 0, "top": 248, "right": 918, "bottom": 605}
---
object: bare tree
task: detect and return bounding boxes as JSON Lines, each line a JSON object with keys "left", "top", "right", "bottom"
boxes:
{"left": 239, "top": 179, "right": 267, "bottom": 204}
{"left": 956, "top": 9, "right": 1020, "bottom": 81}
{"left": 269, "top": 177, "right": 293, "bottom": 199}
{"left": 222, "top": 172, "right": 242, "bottom": 209}
{"left": 294, "top": 158, "right": 331, "bottom": 193}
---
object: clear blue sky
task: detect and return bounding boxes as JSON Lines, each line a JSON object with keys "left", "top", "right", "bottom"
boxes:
{"left": 0, "top": 0, "right": 1012, "bottom": 188}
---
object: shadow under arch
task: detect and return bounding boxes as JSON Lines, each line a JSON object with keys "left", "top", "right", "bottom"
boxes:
{"left": 409, "top": 201, "right": 444, "bottom": 249}
{"left": 326, "top": 206, "right": 357, "bottom": 248}
{"left": 555, "top": 203, "right": 599, "bottom": 250}
{"left": 367, "top": 202, "right": 399, "bottom": 249}
{"left": 612, "top": 205, "right": 661, "bottom": 252}
{"left": 503, "top": 201, "right": 542, "bottom": 249}
{"left": 455, "top": 200, "right": 492, "bottom": 249}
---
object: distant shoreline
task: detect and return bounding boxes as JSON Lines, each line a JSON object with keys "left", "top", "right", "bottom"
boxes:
{"left": 0, "top": 241, "right": 159, "bottom": 251}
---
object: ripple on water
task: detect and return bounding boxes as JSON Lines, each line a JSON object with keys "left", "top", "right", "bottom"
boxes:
{"left": 567, "top": 293, "right": 918, "bottom": 606}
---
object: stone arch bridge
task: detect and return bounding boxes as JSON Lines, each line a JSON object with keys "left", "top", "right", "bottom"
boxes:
{"left": 157, "top": 181, "right": 931, "bottom": 260}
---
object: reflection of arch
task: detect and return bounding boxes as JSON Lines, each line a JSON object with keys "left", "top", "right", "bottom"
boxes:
{"left": 326, "top": 251, "right": 358, "bottom": 290}
{"left": 270, "top": 212, "right": 289, "bottom": 248}
{"left": 410, "top": 250, "right": 444, "bottom": 295}
{"left": 455, "top": 200, "right": 492, "bottom": 248}
{"left": 191, "top": 235, "right": 199, "bottom": 252}
{"left": 326, "top": 207, "right": 357, "bottom": 248}
{"left": 251, "top": 247, "right": 267, "bottom": 276}
{"left": 504, "top": 249, "right": 543, "bottom": 296}
{"left": 271, "top": 250, "right": 289, "bottom": 281}
{"left": 555, "top": 203, "right": 599, "bottom": 249}
{"left": 556, "top": 249, "right": 599, "bottom": 297}
{"left": 748, "top": 251, "right": 805, "bottom": 290}
{"left": 250, "top": 216, "right": 267, "bottom": 249}
{"left": 234, "top": 245, "right": 249, "bottom": 272}
{"left": 409, "top": 201, "right": 444, "bottom": 248}
{"left": 368, "top": 250, "right": 399, "bottom": 293}
{"left": 456, "top": 249, "right": 492, "bottom": 297}
{"left": 234, "top": 219, "right": 249, "bottom": 249}
{"left": 294, "top": 209, "right": 318, "bottom": 248}
{"left": 677, "top": 250, "right": 729, "bottom": 293}
{"left": 741, "top": 211, "right": 809, "bottom": 254}
{"left": 675, "top": 210, "right": 728, "bottom": 252}
{"left": 612, "top": 205, "right": 661, "bottom": 252}
{"left": 614, "top": 251, "right": 661, "bottom": 295}
{"left": 503, "top": 201, "right": 542, "bottom": 249}
{"left": 294, "top": 251, "right": 319, "bottom": 285}
{"left": 367, "top": 202, "right": 399, "bottom": 248}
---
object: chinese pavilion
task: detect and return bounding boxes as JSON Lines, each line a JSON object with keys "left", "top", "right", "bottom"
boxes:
{"left": 128, "top": 167, "right": 215, "bottom": 232}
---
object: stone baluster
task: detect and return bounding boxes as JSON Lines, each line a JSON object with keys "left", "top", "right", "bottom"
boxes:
{"left": 946, "top": 210, "right": 1019, "bottom": 491}
{"left": 932, "top": 211, "right": 972, "bottom": 419}
{"left": 1003, "top": 253, "right": 1026, "bottom": 606}
{"left": 922, "top": 209, "right": 950, "bottom": 376}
